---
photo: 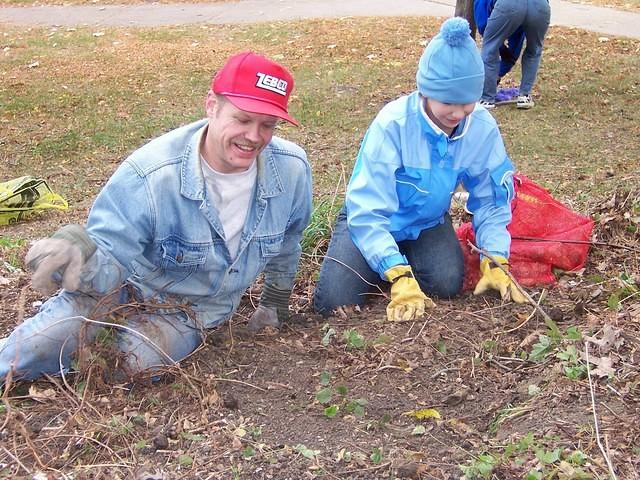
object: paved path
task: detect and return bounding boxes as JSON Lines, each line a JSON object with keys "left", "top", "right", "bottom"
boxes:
{"left": 1, "top": 0, "right": 639, "bottom": 39}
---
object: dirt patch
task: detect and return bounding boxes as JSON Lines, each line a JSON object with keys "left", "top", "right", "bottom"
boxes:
{"left": 1, "top": 193, "right": 639, "bottom": 479}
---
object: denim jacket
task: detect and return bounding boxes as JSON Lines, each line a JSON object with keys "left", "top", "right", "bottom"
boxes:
{"left": 346, "top": 91, "right": 515, "bottom": 279}
{"left": 78, "top": 119, "right": 312, "bottom": 328}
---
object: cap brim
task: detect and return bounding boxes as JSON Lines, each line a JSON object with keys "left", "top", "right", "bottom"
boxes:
{"left": 225, "top": 95, "right": 299, "bottom": 127}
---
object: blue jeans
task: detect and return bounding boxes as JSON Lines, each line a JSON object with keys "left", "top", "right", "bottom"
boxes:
{"left": 481, "top": 0, "right": 551, "bottom": 101}
{"left": 0, "top": 286, "right": 204, "bottom": 382}
{"left": 313, "top": 209, "right": 464, "bottom": 316}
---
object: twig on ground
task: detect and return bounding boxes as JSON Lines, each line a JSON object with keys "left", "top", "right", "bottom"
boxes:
{"left": 408, "top": 317, "right": 429, "bottom": 343}
{"left": 499, "top": 289, "right": 547, "bottom": 334}
{"left": 321, "top": 255, "right": 385, "bottom": 295}
{"left": 584, "top": 341, "right": 618, "bottom": 480}
{"left": 16, "top": 282, "right": 30, "bottom": 324}
{"left": 1, "top": 445, "right": 31, "bottom": 475}
{"left": 18, "top": 422, "right": 46, "bottom": 469}
{"left": 430, "top": 367, "right": 460, "bottom": 379}
{"left": 1, "top": 364, "right": 15, "bottom": 431}
{"left": 336, "top": 461, "right": 392, "bottom": 477}
{"left": 511, "top": 235, "right": 638, "bottom": 252}
{"left": 58, "top": 335, "right": 80, "bottom": 404}
{"left": 189, "top": 374, "right": 266, "bottom": 392}
{"left": 52, "top": 433, "right": 134, "bottom": 474}
{"left": 467, "top": 242, "right": 560, "bottom": 337}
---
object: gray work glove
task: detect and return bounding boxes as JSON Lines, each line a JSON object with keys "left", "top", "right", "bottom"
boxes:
{"left": 248, "top": 283, "right": 291, "bottom": 332}
{"left": 25, "top": 224, "right": 97, "bottom": 295}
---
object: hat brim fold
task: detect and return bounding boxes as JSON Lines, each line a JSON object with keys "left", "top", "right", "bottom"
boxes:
{"left": 226, "top": 95, "right": 299, "bottom": 127}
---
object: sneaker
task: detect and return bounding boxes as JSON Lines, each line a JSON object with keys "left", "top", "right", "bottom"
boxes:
{"left": 479, "top": 100, "right": 496, "bottom": 110}
{"left": 516, "top": 95, "right": 535, "bottom": 109}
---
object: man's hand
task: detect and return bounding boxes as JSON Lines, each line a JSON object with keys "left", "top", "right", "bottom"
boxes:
{"left": 25, "top": 224, "right": 96, "bottom": 295}
{"left": 248, "top": 305, "right": 281, "bottom": 332}
{"left": 473, "top": 256, "right": 527, "bottom": 303}
{"left": 248, "top": 282, "right": 291, "bottom": 332}
{"left": 384, "top": 265, "right": 435, "bottom": 321}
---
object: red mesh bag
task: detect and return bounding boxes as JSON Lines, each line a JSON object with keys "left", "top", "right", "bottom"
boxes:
{"left": 457, "top": 174, "right": 594, "bottom": 291}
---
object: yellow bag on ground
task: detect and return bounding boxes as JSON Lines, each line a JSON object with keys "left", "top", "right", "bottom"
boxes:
{"left": 0, "top": 176, "right": 68, "bottom": 226}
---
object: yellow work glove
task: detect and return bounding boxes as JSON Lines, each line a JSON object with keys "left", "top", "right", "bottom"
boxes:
{"left": 384, "top": 265, "right": 435, "bottom": 321}
{"left": 473, "top": 256, "right": 527, "bottom": 303}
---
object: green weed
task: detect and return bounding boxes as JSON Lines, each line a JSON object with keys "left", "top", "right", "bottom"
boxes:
{"left": 460, "top": 432, "right": 594, "bottom": 480}
{"left": 0, "top": 236, "right": 26, "bottom": 268}
{"left": 295, "top": 444, "right": 320, "bottom": 459}
{"left": 301, "top": 198, "right": 342, "bottom": 256}
{"left": 342, "top": 328, "right": 366, "bottom": 350}
{"left": 315, "top": 372, "right": 367, "bottom": 419}
{"left": 459, "top": 453, "right": 497, "bottom": 479}
{"left": 370, "top": 447, "right": 383, "bottom": 464}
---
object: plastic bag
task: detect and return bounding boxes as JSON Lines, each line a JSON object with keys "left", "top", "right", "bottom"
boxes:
{"left": 457, "top": 174, "right": 594, "bottom": 291}
{"left": 0, "top": 176, "right": 68, "bottom": 226}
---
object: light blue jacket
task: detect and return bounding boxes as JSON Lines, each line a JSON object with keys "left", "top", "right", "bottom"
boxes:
{"left": 346, "top": 91, "right": 515, "bottom": 279}
{"left": 77, "top": 119, "right": 312, "bottom": 328}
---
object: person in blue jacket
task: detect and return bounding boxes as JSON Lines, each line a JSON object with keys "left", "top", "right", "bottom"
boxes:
{"left": 0, "top": 51, "right": 312, "bottom": 383}
{"left": 313, "top": 17, "right": 526, "bottom": 322}
{"left": 475, "top": 0, "right": 551, "bottom": 109}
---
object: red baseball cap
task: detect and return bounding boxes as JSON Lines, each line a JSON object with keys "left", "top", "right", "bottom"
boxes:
{"left": 212, "top": 51, "right": 299, "bottom": 126}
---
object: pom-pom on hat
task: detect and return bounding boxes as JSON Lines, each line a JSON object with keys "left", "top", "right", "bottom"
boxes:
{"left": 416, "top": 17, "right": 484, "bottom": 104}
{"left": 213, "top": 51, "right": 299, "bottom": 126}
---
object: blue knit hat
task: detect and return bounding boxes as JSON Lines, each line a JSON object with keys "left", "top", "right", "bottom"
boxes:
{"left": 416, "top": 17, "right": 484, "bottom": 104}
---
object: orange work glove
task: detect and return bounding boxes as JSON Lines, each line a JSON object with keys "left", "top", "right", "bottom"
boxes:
{"left": 384, "top": 265, "right": 435, "bottom": 321}
{"left": 473, "top": 256, "right": 527, "bottom": 303}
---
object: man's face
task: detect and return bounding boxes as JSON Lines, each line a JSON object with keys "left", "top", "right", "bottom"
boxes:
{"left": 423, "top": 97, "right": 475, "bottom": 136}
{"left": 202, "top": 92, "right": 278, "bottom": 173}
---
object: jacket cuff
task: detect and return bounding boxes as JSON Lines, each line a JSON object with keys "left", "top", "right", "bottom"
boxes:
{"left": 260, "top": 282, "right": 291, "bottom": 321}
{"left": 377, "top": 253, "right": 409, "bottom": 279}
{"left": 52, "top": 224, "right": 97, "bottom": 262}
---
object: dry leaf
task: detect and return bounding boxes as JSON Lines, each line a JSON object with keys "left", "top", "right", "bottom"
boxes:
{"left": 28, "top": 385, "right": 57, "bottom": 403}
{"left": 231, "top": 436, "right": 243, "bottom": 450}
{"left": 134, "top": 467, "right": 166, "bottom": 480}
{"left": 582, "top": 349, "right": 616, "bottom": 378}
{"left": 443, "top": 388, "right": 469, "bottom": 406}
{"left": 403, "top": 408, "right": 441, "bottom": 420}
{"left": 396, "top": 462, "right": 428, "bottom": 479}
{"left": 585, "top": 324, "right": 623, "bottom": 353}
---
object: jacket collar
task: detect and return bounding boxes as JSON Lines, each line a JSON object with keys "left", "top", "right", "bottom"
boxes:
{"left": 180, "top": 122, "right": 284, "bottom": 201}
{"left": 417, "top": 93, "right": 473, "bottom": 142}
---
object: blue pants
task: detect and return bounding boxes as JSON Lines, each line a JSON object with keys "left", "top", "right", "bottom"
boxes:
{"left": 313, "top": 209, "right": 464, "bottom": 316}
{"left": 0, "top": 287, "right": 204, "bottom": 382}
{"left": 481, "top": 0, "right": 551, "bottom": 101}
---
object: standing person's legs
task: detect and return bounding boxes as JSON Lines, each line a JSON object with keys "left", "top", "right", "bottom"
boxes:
{"left": 313, "top": 208, "right": 382, "bottom": 316}
{"left": 481, "top": 0, "right": 526, "bottom": 102}
{"left": 0, "top": 291, "right": 102, "bottom": 381}
{"left": 520, "top": 0, "right": 551, "bottom": 95}
{"left": 398, "top": 215, "right": 464, "bottom": 298}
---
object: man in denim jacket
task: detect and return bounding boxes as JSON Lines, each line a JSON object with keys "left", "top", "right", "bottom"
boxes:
{"left": 0, "top": 51, "right": 312, "bottom": 382}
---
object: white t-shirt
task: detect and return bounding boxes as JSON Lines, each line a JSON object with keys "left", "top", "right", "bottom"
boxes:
{"left": 200, "top": 157, "right": 257, "bottom": 260}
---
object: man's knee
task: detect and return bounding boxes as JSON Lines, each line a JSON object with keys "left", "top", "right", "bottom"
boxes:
{"left": 117, "top": 312, "right": 203, "bottom": 375}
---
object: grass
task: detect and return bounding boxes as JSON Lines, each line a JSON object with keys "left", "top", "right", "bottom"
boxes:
{"left": 1, "top": 19, "right": 638, "bottom": 238}
{"left": 0, "top": 237, "right": 26, "bottom": 268}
